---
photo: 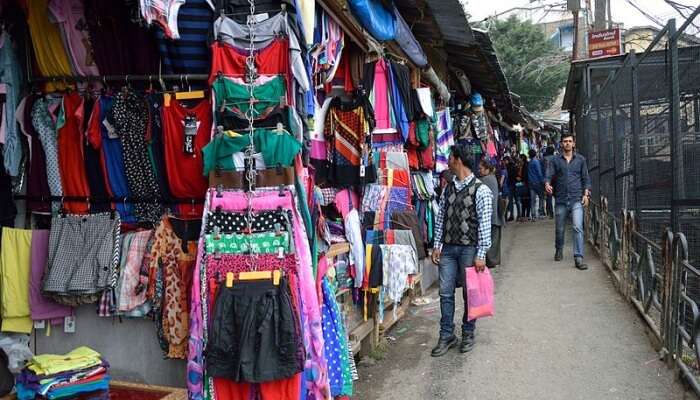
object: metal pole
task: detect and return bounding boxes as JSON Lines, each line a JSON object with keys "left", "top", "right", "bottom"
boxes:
{"left": 667, "top": 19, "right": 682, "bottom": 364}
{"left": 572, "top": 9, "right": 580, "bottom": 61}
{"left": 669, "top": 19, "right": 681, "bottom": 233}
{"left": 630, "top": 51, "right": 640, "bottom": 214}
{"left": 596, "top": 85, "right": 603, "bottom": 200}
{"left": 693, "top": 97, "right": 700, "bottom": 142}
{"left": 611, "top": 85, "right": 618, "bottom": 213}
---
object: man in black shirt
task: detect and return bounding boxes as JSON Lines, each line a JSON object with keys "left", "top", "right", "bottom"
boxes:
{"left": 545, "top": 133, "right": 592, "bottom": 270}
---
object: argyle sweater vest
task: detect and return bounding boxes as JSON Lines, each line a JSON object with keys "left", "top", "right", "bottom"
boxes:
{"left": 442, "top": 179, "right": 481, "bottom": 246}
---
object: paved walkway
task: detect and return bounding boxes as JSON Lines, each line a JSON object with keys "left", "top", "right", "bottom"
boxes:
{"left": 354, "top": 220, "right": 689, "bottom": 400}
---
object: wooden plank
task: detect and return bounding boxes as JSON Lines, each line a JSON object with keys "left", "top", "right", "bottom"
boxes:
{"left": 326, "top": 242, "right": 350, "bottom": 258}
{"left": 348, "top": 318, "right": 375, "bottom": 355}
{"left": 0, "top": 382, "right": 188, "bottom": 400}
{"left": 379, "top": 298, "right": 411, "bottom": 333}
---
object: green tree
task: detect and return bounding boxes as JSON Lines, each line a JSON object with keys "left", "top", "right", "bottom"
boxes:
{"left": 483, "top": 16, "right": 569, "bottom": 112}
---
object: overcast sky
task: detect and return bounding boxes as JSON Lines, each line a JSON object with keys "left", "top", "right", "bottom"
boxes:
{"left": 466, "top": 0, "right": 693, "bottom": 29}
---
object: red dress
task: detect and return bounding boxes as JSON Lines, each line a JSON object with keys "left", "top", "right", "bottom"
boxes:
{"left": 57, "top": 92, "right": 91, "bottom": 214}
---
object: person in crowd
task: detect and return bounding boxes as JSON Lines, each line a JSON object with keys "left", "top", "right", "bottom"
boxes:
{"left": 497, "top": 158, "right": 509, "bottom": 223}
{"left": 545, "top": 133, "right": 592, "bottom": 270}
{"left": 515, "top": 154, "right": 530, "bottom": 222}
{"left": 528, "top": 149, "right": 545, "bottom": 220}
{"left": 437, "top": 169, "right": 455, "bottom": 199}
{"left": 479, "top": 158, "right": 504, "bottom": 269}
{"left": 543, "top": 146, "right": 556, "bottom": 218}
{"left": 431, "top": 145, "right": 492, "bottom": 357}
{"left": 505, "top": 156, "right": 517, "bottom": 221}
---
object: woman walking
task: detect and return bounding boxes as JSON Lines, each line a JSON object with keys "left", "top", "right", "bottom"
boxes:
{"left": 515, "top": 154, "right": 530, "bottom": 223}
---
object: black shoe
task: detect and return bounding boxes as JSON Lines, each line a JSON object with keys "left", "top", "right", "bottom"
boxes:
{"left": 554, "top": 249, "right": 563, "bottom": 261}
{"left": 575, "top": 257, "right": 588, "bottom": 270}
{"left": 460, "top": 332, "right": 475, "bottom": 353}
{"left": 431, "top": 335, "right": 458, "bottom": 357}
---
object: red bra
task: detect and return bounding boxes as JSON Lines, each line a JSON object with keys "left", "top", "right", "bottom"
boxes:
{"left": 209, "top": 38, "right": 290, "bottom": 85}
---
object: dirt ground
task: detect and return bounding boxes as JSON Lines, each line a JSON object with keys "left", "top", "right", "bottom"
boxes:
{"left": 354, "top": 220, "right": 691, "bottom": 400}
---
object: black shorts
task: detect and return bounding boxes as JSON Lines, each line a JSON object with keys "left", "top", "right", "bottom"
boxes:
{"left": 205, "top": 277, "right": 303, "bottom": 383}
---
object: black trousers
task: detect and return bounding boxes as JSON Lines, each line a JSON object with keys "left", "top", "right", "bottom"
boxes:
{"left": 486, "top": 225, "right": 502, "bottom": 267}
{"left": 206, "top": 277, "right": 303, "bottom": 383}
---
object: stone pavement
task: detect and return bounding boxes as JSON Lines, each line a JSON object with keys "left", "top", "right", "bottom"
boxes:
{"left": 354, "top": 220, "right": 690, "bottom": 400}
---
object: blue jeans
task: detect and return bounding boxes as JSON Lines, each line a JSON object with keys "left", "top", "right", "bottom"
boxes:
{"left": 505, "top": 192, "right": 515, "bottom": 220}
{"left": 530, "top": 184, "right": 545, "bottom": 218}
{"left": 439, "top": 244, "right": 476, "bottom": 339}
{"left": 555, "top": 201, "right": 585, "bottom": 259}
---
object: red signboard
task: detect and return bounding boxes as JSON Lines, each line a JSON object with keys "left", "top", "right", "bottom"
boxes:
{"left": 588, "top": 28, "right": 622, "bottom": 58}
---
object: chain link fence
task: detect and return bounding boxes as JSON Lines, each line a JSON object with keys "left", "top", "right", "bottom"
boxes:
{"left": 572, "top": 8, "right": 700, "bottom": 394}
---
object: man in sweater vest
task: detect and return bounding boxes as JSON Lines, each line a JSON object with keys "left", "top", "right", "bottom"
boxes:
{"left": 431, "top": 145, "right": 493, "bottom": 357}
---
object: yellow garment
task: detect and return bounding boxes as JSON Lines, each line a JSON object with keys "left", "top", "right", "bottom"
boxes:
{"left": 26, "top": 0, "right": 73, "bottom": 91}
{"left": 0, "top": 228, "right": 33, "bottom": 334}
{"left": 297, "top": 0, "right": 315, "bottom": 46}
{"left": 28, "top": 347, "right": 102, "bottom": 376}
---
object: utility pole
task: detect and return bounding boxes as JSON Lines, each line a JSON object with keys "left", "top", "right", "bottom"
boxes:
{"left": 569, "top": 0, "right": 582, "bottom": 60}
{"left": 594, "top": 0, "right": 607, "bottom": 30}
{"left": 572, "top": 8, "right": 580, "bottom": 60}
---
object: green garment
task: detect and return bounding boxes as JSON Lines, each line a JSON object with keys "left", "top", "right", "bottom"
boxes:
{"left": 212, "top": 75, "right": 286, "bottom": 119}
{"left": 28, "top": 347, "right": 102, "bottom": 376}
{"left": 294, "top": 175, "right": 317, "bottom": 276}
{"left": 205, "top": 232, "right": 290, "bottom": 255}
{"left": 416, "top": 118, "right": 430, "bottom": 149}
{"left": 202, "top": 129, "right": 302, "bottom": 175}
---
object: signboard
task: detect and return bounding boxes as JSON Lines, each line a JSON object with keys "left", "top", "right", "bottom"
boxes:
{"left": 567, "top": 0, "right": 580, "bottom": 11}
{"left": 588, "top": 28, "right": 622, "bottom": 58}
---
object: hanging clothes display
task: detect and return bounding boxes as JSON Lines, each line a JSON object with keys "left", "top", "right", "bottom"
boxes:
{"left": 0, "top": 0, "right": 471, "bottom": 397}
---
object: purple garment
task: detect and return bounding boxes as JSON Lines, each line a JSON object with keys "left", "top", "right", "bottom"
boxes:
{"left": 83, "top": 0, "right": 159, "bottom": 75}
{"left": 18, "top": 360, "right": 110, "bottom": 388}
{"left": 22, "top": 95, "right": 51, "bottom": 213}
{"left": 29, "top": 230, "right": 72, "bottom": 323}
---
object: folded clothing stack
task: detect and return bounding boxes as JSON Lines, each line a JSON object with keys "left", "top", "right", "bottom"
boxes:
{"left": 15, "top": 347, "right": 110, "bottom": 400}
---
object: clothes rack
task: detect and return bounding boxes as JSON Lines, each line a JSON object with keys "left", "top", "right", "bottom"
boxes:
{"left": 12, "top": 195, "right": 205, "bottom": 205}
{"left": 220, "top": 3, "right": 286, "bottom": 17}
{"left": 28, "top": 74, "right": 209, "bottom": 84}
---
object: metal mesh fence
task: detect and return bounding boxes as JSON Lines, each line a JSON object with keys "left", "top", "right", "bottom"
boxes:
{"left": 573, "top": 10, "right": 700, "bottom": 390}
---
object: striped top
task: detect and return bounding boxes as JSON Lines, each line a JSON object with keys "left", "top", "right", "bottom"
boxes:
{"left": 156, "top": 0, "right": 214, "bottom": 75}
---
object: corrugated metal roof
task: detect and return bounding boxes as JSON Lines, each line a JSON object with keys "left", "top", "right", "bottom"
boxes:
{"left": 394, "top": 1, "right": 514, "bottom": 112}
{"left": 450, "top": 28, "right": 514, "bottom": 112}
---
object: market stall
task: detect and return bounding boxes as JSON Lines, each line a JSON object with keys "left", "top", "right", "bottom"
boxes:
{"left": 0, "top": 0, "right": 528, "bottom": 398}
